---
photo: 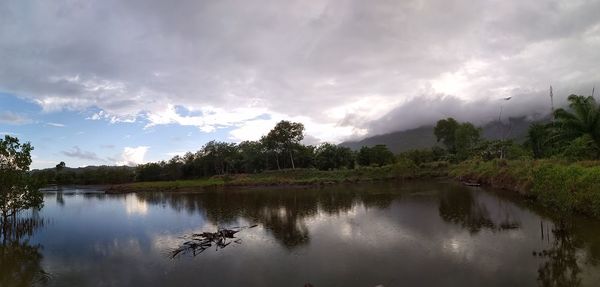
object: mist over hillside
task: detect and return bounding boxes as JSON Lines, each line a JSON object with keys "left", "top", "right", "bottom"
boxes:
{"left": 340, "top": 116, "right": 549, "bottom": 153}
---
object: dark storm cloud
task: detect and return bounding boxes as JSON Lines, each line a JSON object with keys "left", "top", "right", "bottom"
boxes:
{"left": 1, "top": 0, "right": 599, "bottom": 140}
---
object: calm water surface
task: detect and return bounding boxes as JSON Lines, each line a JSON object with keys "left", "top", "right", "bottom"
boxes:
{"left": 3, "top": 180, "right": 600, "bottom": 286}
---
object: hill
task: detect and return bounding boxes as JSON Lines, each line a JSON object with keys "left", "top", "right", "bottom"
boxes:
{"left": 340, "top": 116, "right": 544, "bottom": 153}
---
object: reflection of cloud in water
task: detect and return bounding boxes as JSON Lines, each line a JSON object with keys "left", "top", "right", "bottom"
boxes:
{"left": 135, "top": 183, "right": 399, "bottom": 249}
{"left": 125, "top": 194, "right": 148, "bottom": 215}
{"left": 32, "top": 181, "right": 600, "bottom": 286}
{"left": 93, "top": 237, "right": 143, "bottom": 257}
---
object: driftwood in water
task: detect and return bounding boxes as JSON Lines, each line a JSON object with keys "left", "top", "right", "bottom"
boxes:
{"left": 462, "top": 181, "right": 481, "bottom": 187}
{"left": 171, "top": 224, "right": 258, "bottom": 258}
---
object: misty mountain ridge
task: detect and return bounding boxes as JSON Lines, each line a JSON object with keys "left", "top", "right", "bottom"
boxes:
{"left": 340, "top": 115, "right": 550, "bottom": 153}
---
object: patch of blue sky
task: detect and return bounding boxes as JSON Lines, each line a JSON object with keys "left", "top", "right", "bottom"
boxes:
{"left": 1, "top": 93, "right": 235, "bottom": 169}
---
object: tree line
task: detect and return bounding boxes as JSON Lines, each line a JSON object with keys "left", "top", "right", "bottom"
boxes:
{"left": 30, "top": 121, "right": 396, "bottom": 184}
{"left": 30, "top": 93, "right": 600, "bottom": 185}
{"left": 407, "top": 93, "right": 600, "bottom": 165}
{"left": 135, "top": 121, "right": 395, "bottom": 182}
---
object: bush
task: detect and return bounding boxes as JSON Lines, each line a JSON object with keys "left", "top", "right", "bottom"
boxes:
{"left": 452, "top": 159, "right": 600, "bottom": 218}
{"left": 560, "top": 135, "right": 599, "bottom": 161}
{"left": 532, "top": 162, "right": 600, "bottom": 217}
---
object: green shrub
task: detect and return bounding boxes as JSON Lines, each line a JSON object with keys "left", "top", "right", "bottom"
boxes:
{"left": 453, "top": 159, "right": 600, "bottom": 218}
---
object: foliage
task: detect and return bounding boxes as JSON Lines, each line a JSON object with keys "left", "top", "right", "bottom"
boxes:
{"left": 434, "top": 117, "right": 460, "bottom": 152}
{"left": 560, "top": 135, "right": 599, "bottom": 161}
{"left": 201, "top": 140, "right": 238, "bottom": 175}
{"left": 526, "top": 123, "right": 556, "bottom": 159}
{"left": 0, "top": 136, "right": 43, "bottom": 221}
{"left": 314, "top": 143, "right": 354, "bottom": 170}
{"left": 454, "top": 122, "right": 482, "bottom": 160}
{"left": 55, "top": 161, "right": 65, "bottom": 171}
{"left": 120, "top": 162, "right": 446, "bottom": 192}
{"left": 433, "top": 118, "right": 482, "bottom": 161}
{"left": 475, "top": 140, "right": 531, "bottom": 161}
{"left": 397, "top": 147, "right": 447, "bottom": 166}
{"left": 357, "top": 145, "right": 395, "bottom": 167}
{"left": 133, "top": 125, "right": 314, "bottom": 182}
{"left": 553, "top": 94, "right": 600, "bottom": 156}
{"left": 237, "top": 140, "right": 267, "bottom": 173}
{"left": 450, "top": 159, "right": 600, "bottom": 218}
{"left": 523, "top": 94, "right": 600, "bottom": 161}
{"left": 532, "top": 162, "right": 600, "bottom": 217}
{"left": 264, "top": 120, "right": 305, "bottom": 169}
{"left": 31, "top": 165, "right": 135, "bottom": 185}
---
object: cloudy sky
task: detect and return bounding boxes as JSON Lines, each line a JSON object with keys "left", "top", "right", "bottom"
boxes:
{"left": 1, "top": 0, "right": 600, "bottom": 169}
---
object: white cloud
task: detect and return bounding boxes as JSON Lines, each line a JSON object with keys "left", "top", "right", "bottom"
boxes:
{"left": 0, "top": 112, "right": 32, "bottom": 125}
{"left": 145, "top": 104, "right": 269, "bottom": 132}
{"left": 117, "top": 146, "right": 149, "bottom": 166}
{"left": 46, "top": 122, "right": 65, "bottom": 127}
{"left": 1, "top": 0, "right": 600, "bottom": 141}
{"left": 228, "top": 112, "right": 364, "bottom": 144}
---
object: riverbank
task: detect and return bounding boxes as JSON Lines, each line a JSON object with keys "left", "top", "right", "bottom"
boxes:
{"left": 450, "top": 159, "right": 600, "bottom": 218}
{"left": 106, "top": 161, "right": 448, "bottom": 193}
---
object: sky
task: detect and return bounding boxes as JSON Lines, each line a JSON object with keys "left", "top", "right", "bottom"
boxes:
{"left": 1, "top": 0, "right": 600, "bottom": 169}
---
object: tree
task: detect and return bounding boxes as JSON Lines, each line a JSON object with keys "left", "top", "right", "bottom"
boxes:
{"left": 289, "top": 143, "right": 315, "bottom": 169}
{"left": 561, "top": 134, "right": 599, "bottom": 161}
{"left": 0, "top": 136, "right": 43, "bottom": 225}
{"left": 237, "top": 141, "right": 266, "bottom": 173}
{"left": 475, "top": 140, "right": 529, "bottom": 161}
{"left": 356, "top": 145, "right": 395, "bottom": 167}
{"left": 454, "top": 122, "right": 481, "bottom": 160}
{"left": 398, "top": 147, "right": 447, "bottom": 165}
{"left": 434, "top": 118, "right": 481, "bottom": 160}
{"left": 265, "top": 121, "right": 305, "bottom": 169}
{"left": 434, "top": 118, "right": 460, "bottom": 152}
{"left": 314, "top": 143, "right": 354, "bottom": 170}
{"left": 527, "top": 123, "right": 552, "bottom": 159}
{"left": 553, "top": 94, "right": 600, "bottom": 157}
{"left": 357, "top": 146, "right": 372, "bottom": 167}
{"left": 201, "top": 141, "right": 238, "bottom": 175}
{"left": 55, "top": 161, "right": 66, "bottom": 171}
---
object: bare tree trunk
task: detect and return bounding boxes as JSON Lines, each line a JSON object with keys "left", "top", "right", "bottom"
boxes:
{"left": 275, "top": 154, "right": 280, "bottom": 170}
{"left": 289, "top": 151, "right": 295, "bottom": 169}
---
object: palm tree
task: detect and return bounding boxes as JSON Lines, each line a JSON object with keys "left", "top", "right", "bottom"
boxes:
{"left": 527, "top": 123, "right": 550, "bottom": 159}
{"left": 553, "top": 94, "right": 600, "bottom": 151}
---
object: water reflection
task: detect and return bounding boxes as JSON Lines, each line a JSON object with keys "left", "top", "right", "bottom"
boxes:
{"left": 0, "top": 217, "right": 49, "bottom": 287}
{"left": 438, "top": 186, "right": 521, "bottom": 233}
{"left": 534, "top": 220, "right": 583, "bottom": 287}
{"left": 136, "top": 184, "right": 397, "bottom": 248}
{"left": 55, "top": 192, "right": 64, "bottom": 207}
{"left": 20, "top": 181, "right": 600, "bottom": 286}
{"left": 125, "top": 194, "right": 148, "bottom": 215}
{"left": 172, "top": 225, "right": 258, "bottom": 258}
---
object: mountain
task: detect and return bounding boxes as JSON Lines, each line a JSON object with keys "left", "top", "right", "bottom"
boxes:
{"left": 340, "top": 126, "right": 437, "bottom": 153}
{"left": 340, "top": 116, "right": 546, "bottom": 153}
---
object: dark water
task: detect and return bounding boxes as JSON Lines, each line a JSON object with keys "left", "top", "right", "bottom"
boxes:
{"left": 3, "top": 180, "right": 600, "bottom": 286}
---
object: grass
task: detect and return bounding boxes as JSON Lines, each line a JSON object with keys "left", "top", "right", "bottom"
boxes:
{"left": 110, "top": 160, "right": 448, "bottom": 193}
{"left": 450, "top": 159, "right": 600, "bottom": 218}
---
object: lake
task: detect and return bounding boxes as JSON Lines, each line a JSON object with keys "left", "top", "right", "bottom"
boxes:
{"left": 3, "top": 180, "right": 600, "bottom": 286}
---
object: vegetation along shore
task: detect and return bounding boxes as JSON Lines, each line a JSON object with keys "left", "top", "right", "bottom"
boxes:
{"left": 25, "top": 93, "right": 600, "bottom": 218}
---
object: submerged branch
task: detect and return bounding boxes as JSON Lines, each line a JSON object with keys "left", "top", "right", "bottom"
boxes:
{"left": 171, "top": 224, "right": 258, "bottom": 258}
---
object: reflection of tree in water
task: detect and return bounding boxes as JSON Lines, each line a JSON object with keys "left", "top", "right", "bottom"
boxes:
{"left": 534, "top": 220, "right": 582, "bottom": 287}
{"left": 137, "top": 185, "right": 396, "bottom": 248}
{"left": 55, "top": 192, "right": 64, "bottom": 206}
{"left": 0, "top": 216, "right": 49, "bottom": 286}
{"left": 438, "top": 187, "right": 520, "bottom": 233}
